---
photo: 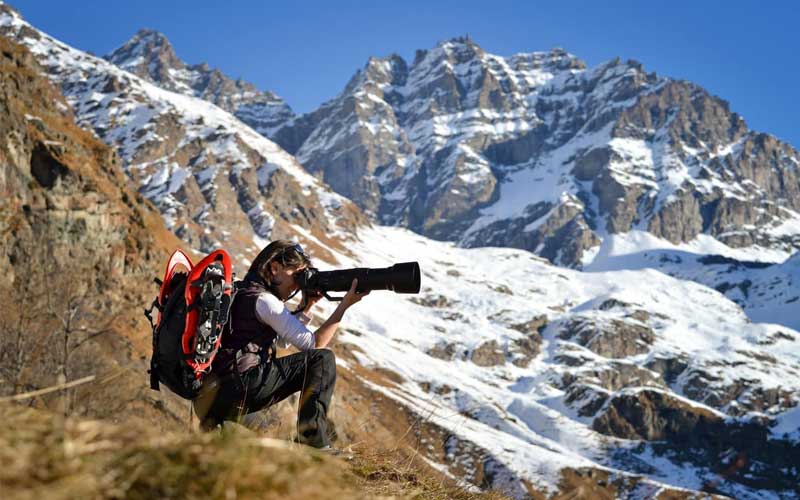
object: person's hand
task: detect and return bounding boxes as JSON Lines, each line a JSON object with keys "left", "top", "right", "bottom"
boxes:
{"left": 301, "top": 289, "right": 324, "bottom": 313}
{"left": 341, "top": 279, "right": 369, "bottom": 310}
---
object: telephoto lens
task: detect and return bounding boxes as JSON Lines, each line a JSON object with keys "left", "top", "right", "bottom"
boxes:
{"left": 295, "top": 262, "right": 421, "bottom": 298}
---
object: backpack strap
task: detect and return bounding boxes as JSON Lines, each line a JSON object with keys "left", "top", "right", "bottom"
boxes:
{"left": 144, "top": 295, "right": 162, "bottom": 391}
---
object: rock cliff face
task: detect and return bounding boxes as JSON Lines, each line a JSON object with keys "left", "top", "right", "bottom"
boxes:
{"left": 0, "top": 31, "right": 187, "bottom": 420}
{"left": 0, "top": 32, "right": 174, "bottom": 284}
{"left": 1, "top": 5, "right": 367, "bottom": 264}
{"left": 269, "top": 38, "right": 800, "bottom": 267}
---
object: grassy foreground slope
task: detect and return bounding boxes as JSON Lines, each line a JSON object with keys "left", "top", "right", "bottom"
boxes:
{"left": 0, "top": 402, "right": 510, "bottom": 500}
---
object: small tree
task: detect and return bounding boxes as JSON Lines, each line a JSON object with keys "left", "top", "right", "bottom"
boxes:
{"left": 1, "top": 208, "right": 123, "bottom": 415}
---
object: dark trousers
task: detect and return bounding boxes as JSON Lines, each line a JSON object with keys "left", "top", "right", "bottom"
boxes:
{"left": 198, "top": 348, "right": 337, "bottom": 448}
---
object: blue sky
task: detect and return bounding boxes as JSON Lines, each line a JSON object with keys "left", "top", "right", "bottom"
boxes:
{"left": 9, "top": 0, "right": 800, "bottom": 147}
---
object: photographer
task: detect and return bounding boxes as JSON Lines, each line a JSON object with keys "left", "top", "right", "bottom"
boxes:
{"left": 196, "top": 240, "right": 368, "bottom": 449}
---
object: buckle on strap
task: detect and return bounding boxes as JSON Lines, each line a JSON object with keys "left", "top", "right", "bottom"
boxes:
{"left": 234, "top": 342, "right": 268, "bottom": 375}
{"left": 144, "top": 298, "right": 159, "bottom": 330}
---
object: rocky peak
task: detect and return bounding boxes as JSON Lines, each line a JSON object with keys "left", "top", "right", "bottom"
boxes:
{"left": 408, "top": 35, "right": 486, "bottom": 82}
{"left": 346, "top": 54, "right": 408, "bottom": 93}
{"left": 542, "top": 47, "right": 586, "bottom": 70}
{"left": 105, "top": 28, "right": 184, "bottom": 83}
{"left": 272, "top": 37, "right": 593, "bottom": 231}
{"left": 102, "top": 27, "right": 294, "bottom": 136}
{"left": 368, "top": 53, "right": 408, "bottom": 82}
{"left": 0, "top": 2, "right": 20, "bottom": 19}
{"left": 437, "top": 35, "right": 484, "bottom": 63}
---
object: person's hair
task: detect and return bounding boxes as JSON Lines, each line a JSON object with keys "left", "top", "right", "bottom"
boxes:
{"left": 248, "top": 240, "right": 311, "bottom": 285}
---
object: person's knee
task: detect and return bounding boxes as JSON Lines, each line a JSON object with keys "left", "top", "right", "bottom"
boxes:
{"left": 318, "top": 348, "right": 335, "bottom": 363}
{"left": 309, "top": 347, "right": 334, "bottom": 363}
{"left": 311, "top": 348, "right": 336, "bottom": 382}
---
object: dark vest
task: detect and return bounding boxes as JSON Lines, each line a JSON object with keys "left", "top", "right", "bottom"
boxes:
{"left": 212, "top": 279, "right": 278, "bottom": 376}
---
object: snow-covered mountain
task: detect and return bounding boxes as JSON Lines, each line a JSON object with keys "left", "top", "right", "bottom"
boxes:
{"left": 2, "top": 2, "right": 798, "bottom": 497}
{"left": 270, "top": 37, "right": 800, "bottom": 268}
{"left": 99, "top": 29, "right": 800, "bottom": 272}
{"left": 0, "top": 3, "right": 366, "bottom": 264}
{"left": 586, "top": 229, "right": 800, "bottom": 331}
{"left": 329, "top": 226, "right": 800, "bottom": 499}
{"left": 105, "top": 29, "right": 294, "bottom": 137}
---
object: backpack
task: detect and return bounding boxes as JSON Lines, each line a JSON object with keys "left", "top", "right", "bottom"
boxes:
{"left": 145, "top": 249, "right": 233, "bottom": 399}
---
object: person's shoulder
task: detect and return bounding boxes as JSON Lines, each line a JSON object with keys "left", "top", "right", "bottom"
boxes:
{"left": 256, "top": 291, "right": 284, "bottom": 312}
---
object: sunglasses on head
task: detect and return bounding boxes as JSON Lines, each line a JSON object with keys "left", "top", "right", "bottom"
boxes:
{"left": 279, "top": 243, "right": 309, "bottom": 266}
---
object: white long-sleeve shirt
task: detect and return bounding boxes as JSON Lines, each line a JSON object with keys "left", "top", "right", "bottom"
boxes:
{"left": 254, "top": 293, "right": 315, "bottom": 351}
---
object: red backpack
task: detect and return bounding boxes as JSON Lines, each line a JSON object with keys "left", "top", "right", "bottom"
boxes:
{"left": 145, "top": 249, "right": 233, "bottom": 399}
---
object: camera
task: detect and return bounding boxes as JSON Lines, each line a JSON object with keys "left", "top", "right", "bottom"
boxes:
{"left": 294, "top": 262, "right": 421, "bottom": 300}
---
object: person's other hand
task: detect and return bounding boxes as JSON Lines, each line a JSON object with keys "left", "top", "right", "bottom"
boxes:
{"left": 301, "top": 289, "right": 325, "bottom": 313}
{"left": 342, "top": 279, "right": 369, "bottom": 310}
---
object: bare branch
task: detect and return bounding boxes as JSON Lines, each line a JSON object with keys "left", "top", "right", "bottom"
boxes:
{"left": 0, "top": 375, "right": 96, "bottom": 402}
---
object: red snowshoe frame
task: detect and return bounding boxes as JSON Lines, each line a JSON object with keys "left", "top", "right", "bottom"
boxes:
{"left": 146, "top": 249, "right": 233, "bottom": 399}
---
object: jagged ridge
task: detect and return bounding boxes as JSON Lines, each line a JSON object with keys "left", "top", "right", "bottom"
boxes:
{"left": 105, "top": 28, "right": 294, "bottom": 136}
{"left": 269, "top": 37, "right": 800, "bottom": 268}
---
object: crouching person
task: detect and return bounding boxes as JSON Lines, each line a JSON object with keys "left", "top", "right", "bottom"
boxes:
{"left": 194, "top": 240, "right": 368, "bottom": 449}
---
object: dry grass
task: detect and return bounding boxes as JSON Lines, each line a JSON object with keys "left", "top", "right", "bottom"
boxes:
{"left": 0, "top": 403, "right": 512, "bottom": 500}
{"left": 350, "top": 447, "right": 510, "bottom": 500}
{"left": 1, "top": 402, "right": 361, "bottom": 500}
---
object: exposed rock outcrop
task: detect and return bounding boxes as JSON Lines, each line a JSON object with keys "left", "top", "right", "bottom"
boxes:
{"left": 508, "top": 315, "right": 547, "bottom": 367}
{"left": 559, "top": 317, "right": 655, "bottom": 358}
{"left": 0, "top": 33, "right": 173, "bottom": 279}
{"left": 592, "top": 389, "right": 800, "bottom": 493}
{"left": 470, "top": 340, "right": 506, "bottom": 367}
{"left": 593, "top": 389, "right": 721, "bottom": 441}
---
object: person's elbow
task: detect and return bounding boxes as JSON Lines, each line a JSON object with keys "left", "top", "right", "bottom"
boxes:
{"left": 298, "top": 330, "right": 322, "bottom": 350}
